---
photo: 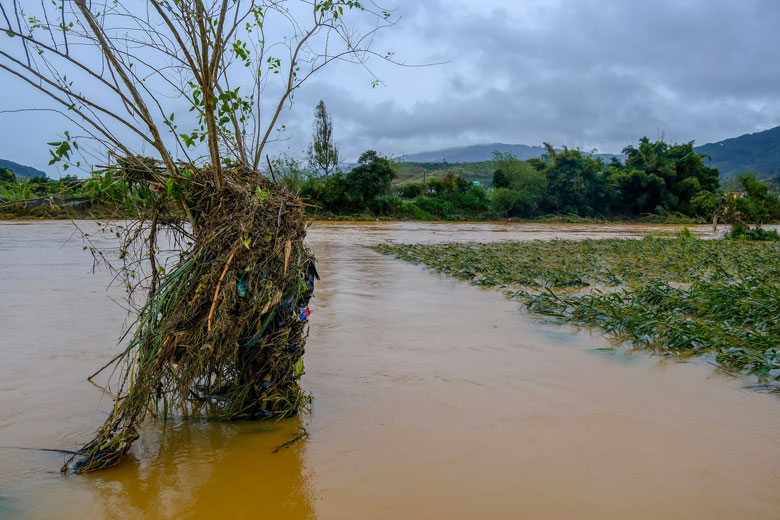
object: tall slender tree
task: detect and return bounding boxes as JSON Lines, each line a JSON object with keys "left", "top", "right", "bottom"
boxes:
{"left": 308, "top": 100, "right": 339, "bottom": 178}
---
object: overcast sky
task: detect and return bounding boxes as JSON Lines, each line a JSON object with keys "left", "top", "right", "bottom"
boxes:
{"left": 2, "top": 0, "right": 779, "bottom": 175}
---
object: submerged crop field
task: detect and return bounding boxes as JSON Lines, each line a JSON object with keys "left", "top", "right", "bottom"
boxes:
{"left": 375, "top": 236, "right": 780, "bottom": 386}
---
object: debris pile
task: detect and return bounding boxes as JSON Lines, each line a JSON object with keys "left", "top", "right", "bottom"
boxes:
{"left": 65, "top": 166, "right": 317, "bottom": 472}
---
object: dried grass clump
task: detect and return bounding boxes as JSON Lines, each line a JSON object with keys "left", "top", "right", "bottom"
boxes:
{"left": 65, "top": 166, "right": 317, "bottom": 473}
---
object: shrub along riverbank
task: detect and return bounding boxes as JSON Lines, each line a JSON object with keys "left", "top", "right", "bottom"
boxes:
{"left": 375, "top": 236, "right": 780, "bottom": 388}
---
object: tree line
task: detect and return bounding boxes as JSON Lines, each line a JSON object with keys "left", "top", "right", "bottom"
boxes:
{"left": 3, "top": 96, "right": 780, "bottom": 224}
{"left": 278, "top": 134, "right": 780, "bottom": 223}
{"left": 3, "top": 135, "right": 779, "bottom": 224}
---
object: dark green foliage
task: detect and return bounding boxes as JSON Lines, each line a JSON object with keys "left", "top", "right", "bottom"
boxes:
{"left": 690, "top": 190, "right": 720, "bottom": 217}
{"left": 726, "top": 222, "right": 780, "bottom": 241}
{"left": 439, "top": 171, "right": 471, "bottom": 193}
{"left": 729, "top": 172, "right": 780, "bottom": 223}
{"left": 426, "top": 177, "right": 443, "bottom": 194}
{"left": 455, "top": 185, "right": 490, "bottom": 213}
{"left": 483, "top": 139, "right": 723, "bottom": 221}
{"left": 301, "top": 150, "right": 397, "bottom": 214}
{"left": 346, "top": 150, "right": 396, "bottom": 209}
{"left": 489, "top": 187, "right": 536, "bottom": 217}
{"left": 60, "top": 174, "right": 80, "bottom": 188}
{"left": 411, "top": 193, "right": 453, "bottom": 217}
{"left": 490, "top": 152, "right": 546, "bottom": 217}
{"left": 371, "top": 193, "right": 405, "bottom": 216}
{"left": 615, "top": 138, "right": 719, "bottom": 216}
{"left": 407, "top": 175, "right": 490, "bottom": 220}
{"left": 539, "top": 144, "right": 608, "bottom": 216}
{"left": 299, "top": 136, "right": 732, "bottom": 221}
{"left": 0, "top": 167, "right": 15, "bottom": 183}
{"left": 28, "top": 175, "right": 50, "bottom": 184}
{"left": 300, "top": 172, "right": 350, "bottom": 212}
{"left": 398, "top": 183, "right": 425, "bottom": 199}
{"left": 492, "top": 168, "right": 510, "bottom": 188}
{"left": 375, "top": 237, "right": 780, "bottom": 384}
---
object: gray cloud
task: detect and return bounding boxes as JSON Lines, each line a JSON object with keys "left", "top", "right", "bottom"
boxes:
{"left": 274, "top": 0, "right": 780, "bottom": 162}
{"left": 2, "top": 0, "right": 779, "bottom": 172}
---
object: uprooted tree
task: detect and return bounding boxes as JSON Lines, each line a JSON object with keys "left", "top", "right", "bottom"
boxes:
{"left": 0, "top": 0, "right": 396, "bottom": 472}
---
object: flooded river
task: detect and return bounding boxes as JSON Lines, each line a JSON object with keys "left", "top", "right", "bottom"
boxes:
{"left": 1, "top": 221, "right": 779, "bottom": 519}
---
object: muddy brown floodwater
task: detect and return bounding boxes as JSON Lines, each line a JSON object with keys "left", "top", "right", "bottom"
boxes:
{"left": 1, "top": 221, "right": 779, "bottom": 519}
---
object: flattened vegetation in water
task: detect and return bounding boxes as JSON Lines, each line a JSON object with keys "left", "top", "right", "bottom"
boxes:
{"left": 374, "top": 237, "right": 780, "bottom": 386}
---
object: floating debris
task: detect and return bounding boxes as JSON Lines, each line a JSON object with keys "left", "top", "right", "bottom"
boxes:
{"left": 272, "top": 428, "right": 310, "bottom": 453}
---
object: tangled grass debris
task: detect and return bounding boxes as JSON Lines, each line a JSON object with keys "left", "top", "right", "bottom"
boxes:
{"left": 374, "top": 235, "right": 780, "bottom": 387}
{"left": 64, "top": 165, "right": 317, "bottom": 473}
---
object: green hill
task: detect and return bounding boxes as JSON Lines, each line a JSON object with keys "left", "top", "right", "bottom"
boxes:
{"left": 396, "top": 126, "right": 780, "bottom": 183}
{"left": 394, "top": 161, "right": 497, "bottom": 186}
{"left": 695, "top": 125, "right": 780, "bottom": 179}
{"left": 398, "top": 144, "right": 620, "bottom": 165}
{"left": 0, "top": 159, "right": 49, "bottom": 180}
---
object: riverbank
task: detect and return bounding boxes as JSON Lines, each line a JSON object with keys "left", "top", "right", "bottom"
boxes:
{"left": 0, "top": 202, "right": 129, "bottom": 221}
{"left": 0, "top": 205, "right": 712, "bottom": 225}
{"left": 299, "top": 210, "right": 705, "bottom": 224}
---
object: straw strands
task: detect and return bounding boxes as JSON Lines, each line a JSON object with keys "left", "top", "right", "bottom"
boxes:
{"left": 64, "top": 166, "right": 317, "bottom": 473}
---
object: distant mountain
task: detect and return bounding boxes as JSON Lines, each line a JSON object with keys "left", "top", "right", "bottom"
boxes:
{"left": 694, "top": 125, "right": 780, "bottom": 179}
{"left": 0, "top": 158, "right": 49, "bottom": 179}
{"left": 398, "top": 126, "right": 780, "bottom": 181}
{"left": 400, "top": 143, "right": 546, "bottom": 163}
{"left": 399, "top": 143, "right": 621, "bottom": 164}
